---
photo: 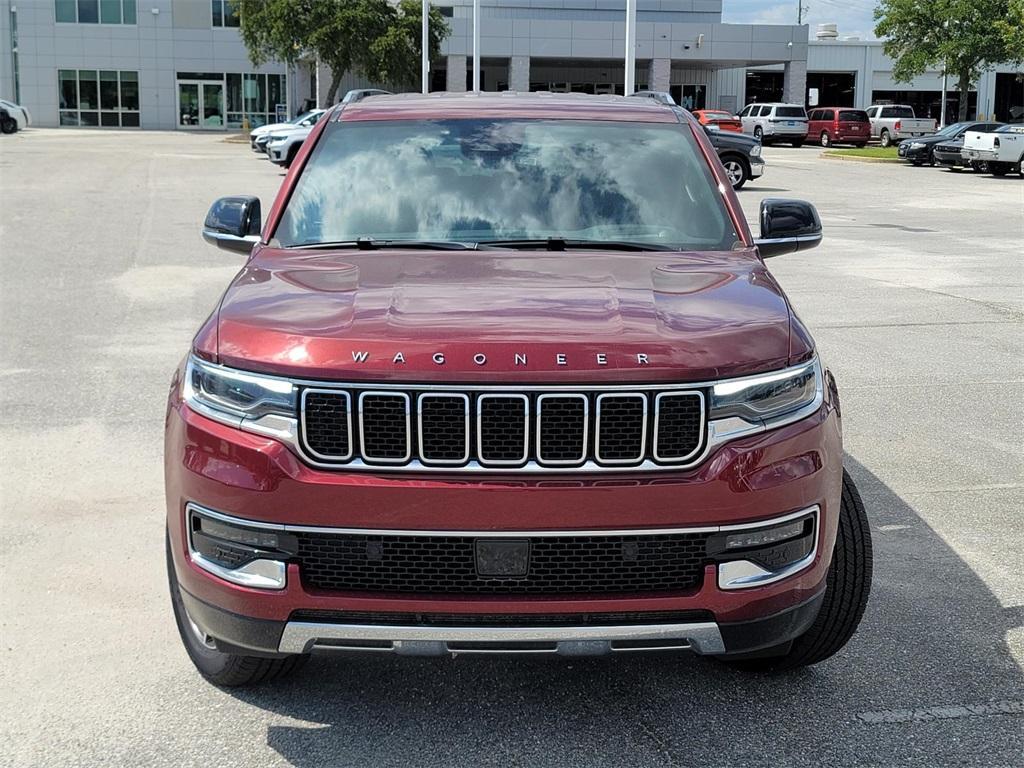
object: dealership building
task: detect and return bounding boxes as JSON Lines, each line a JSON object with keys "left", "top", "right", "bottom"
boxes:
{"left": 1, "top": 0, "right": 1021, "bottom": 129}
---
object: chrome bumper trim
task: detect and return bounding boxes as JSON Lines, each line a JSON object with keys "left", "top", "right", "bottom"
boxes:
{"left": 278, "top": 620, "right": 726, "bottom": 655}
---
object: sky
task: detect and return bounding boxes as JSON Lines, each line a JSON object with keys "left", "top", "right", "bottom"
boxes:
{"left": 722, "top": 0, "right": 880, "bottom": 41}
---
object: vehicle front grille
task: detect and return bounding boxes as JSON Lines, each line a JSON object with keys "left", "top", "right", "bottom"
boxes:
{"left": 299, "top": 385, "right": 706, "bottom": 471}
{"left": 296, "top": 531, "right": 709, "bottom": 595}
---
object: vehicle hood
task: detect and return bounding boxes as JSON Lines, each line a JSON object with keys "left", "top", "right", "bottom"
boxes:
{"left": 211, "top": 248, "right": 800, "bottom": 383}
{"left": 709, "top": 131, "right": 759, "bottom": 152}
{"left": 266, "top": 125, "right": 312, "bottom": 140}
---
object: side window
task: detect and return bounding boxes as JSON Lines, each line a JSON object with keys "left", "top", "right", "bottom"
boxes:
{"left": 808, "top": 110, "right": 819, "bottom": 121}
{"left": 739, "top": 106, "right": 751, "bottom": 117}
{"left": 825, "top": 109, "right": 835, "bottom": 121}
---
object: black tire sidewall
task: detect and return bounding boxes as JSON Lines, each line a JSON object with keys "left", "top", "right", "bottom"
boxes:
{"left": 166, "top": 532, "right": 238, "bottom": 678}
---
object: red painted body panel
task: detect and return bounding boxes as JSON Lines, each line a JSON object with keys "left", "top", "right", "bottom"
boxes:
{"left": 212, "top": 248, "right": 793, "bottom": 382}
{"left": 165, "top": 380, "right": 842, "bottom": 624}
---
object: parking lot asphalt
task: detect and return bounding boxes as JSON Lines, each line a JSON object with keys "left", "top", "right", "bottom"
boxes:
{"left": 0, "top": 129, "right": 1021, "bottom": 767}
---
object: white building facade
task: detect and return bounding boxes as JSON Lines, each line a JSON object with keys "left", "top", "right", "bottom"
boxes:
{"left": 1, "top": 0, "right": 1020, "bottom": 129}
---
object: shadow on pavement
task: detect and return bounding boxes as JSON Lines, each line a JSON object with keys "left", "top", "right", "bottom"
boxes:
{"left": 231, "top": 458, "right": 1023, "bottom": 767}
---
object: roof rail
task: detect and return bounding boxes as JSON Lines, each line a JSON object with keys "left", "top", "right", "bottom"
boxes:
{"left": 341, "top": 88, "right": 394, "bottom": 104}
{"left": 629, "top": 90, "right": 676, "bottom": 106}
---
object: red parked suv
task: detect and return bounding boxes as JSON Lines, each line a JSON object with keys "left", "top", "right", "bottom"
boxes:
{"left": 807, "top": 108, "right": 870, "bottom": 148}
{"left": 166, "top": 92, "right": 872, "bottom": 686}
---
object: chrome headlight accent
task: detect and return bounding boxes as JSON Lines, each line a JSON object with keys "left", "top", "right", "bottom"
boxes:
{"left": 710, "top": 359, "right": 821, "bottom": 425}
{"left": 184, "top": 356, "right": 296, "bottom": 422}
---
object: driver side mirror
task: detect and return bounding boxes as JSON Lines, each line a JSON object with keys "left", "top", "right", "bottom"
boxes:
{"left": 202, "top": 196, "right": 261, "bottom": 254}
{"left": 755, "top": 198, "right": 822, "bottom": 258}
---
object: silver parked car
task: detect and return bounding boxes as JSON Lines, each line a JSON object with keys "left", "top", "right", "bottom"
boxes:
{"left": 739, "top": 103, "right": 808, "bottom": 146}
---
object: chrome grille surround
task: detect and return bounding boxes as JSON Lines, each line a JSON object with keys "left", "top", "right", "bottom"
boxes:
{"left": 297, "top": 382, "right": 709, "bottom": 472}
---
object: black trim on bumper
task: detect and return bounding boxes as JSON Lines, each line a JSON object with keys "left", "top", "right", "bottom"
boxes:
{"left": 179, "top": 588, "right": 288, "bottom": 658}
{"left": 717, "top": 589, "right": 825, "bottom": 656}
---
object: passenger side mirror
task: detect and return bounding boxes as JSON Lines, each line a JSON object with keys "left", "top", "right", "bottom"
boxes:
{"left": 202, "top": 196, "right": 261, "bottom": 254}
{"left": 755, "top": 198, "right": 822, "bottom": 258}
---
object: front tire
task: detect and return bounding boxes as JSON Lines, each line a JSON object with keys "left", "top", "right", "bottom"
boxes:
{"left": 0, "top": 116, "right": 16, "bottom": 134}
{"left": 753, "top": 126, "right": 763, "bottom": 143}
{"left": 167, "top": 533, "right": 307, "bottom": 687}
{"left": 820, "top": 131, "right": 831, "bottom": 148}
{"left": 989, "top": 162, "right": 1010, "bottom": 176}
{"left": 722, "top": 469, "right": 873, "bottom": 672}
{"left": 879, "top": 129, "right": 892, "bottom": 148}
{"left": 721, "top": 155, "right": 749, "bottom": 190}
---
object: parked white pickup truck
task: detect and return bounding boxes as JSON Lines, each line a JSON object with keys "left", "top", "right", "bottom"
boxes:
{"left": 961, "top": 124, "right": 1024, "bottom": 177}
{"left": 865, "top": 105, "right": 936, "bottom": 147}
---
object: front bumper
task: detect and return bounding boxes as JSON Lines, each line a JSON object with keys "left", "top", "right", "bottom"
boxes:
{"left": 749, "top": 157, "right": 765, "bottom": 178}
{"left": 166, "top": 373, "right": 843, "bottom": 657}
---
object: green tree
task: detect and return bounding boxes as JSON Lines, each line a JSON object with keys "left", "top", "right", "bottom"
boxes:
{"left": 237, "top": 0, "right": 449, "bottom": 106}
{"left": 994, "top": 0, "right": 1024, "bottom": 58}
{"left": 874, "top": 0, "right": 1014, "bottom": 121}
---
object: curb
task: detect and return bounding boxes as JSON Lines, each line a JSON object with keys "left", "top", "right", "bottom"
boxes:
{"left": 223, "top": 134, "right": 249, "bottom": 144}
{"left": 820, "top": 151, "right": 902, "bottom": 164}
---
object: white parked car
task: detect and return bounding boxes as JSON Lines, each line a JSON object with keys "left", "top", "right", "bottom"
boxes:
{"left": 738, "top": 103, "right": 808, "bottom": 146}
{"left": 961, "top": 124, "right": 1024, "bottom": 177}
{"left": 265, "top": 123, "right": 314, "bottom": 168}
{"left": 865, "top": 105, "right": 936, "bottom": 147}
{"left": 249, "top": 109, "right": 325, "bottom": 152}
{"left": 0, "top": 98, "right": 31, "bottom": 134}
{"left": 266, "top": 89, "right": 392, "bottom": 168}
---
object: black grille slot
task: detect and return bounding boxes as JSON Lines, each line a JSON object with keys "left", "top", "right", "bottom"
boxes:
{"left": 297, "top": 532, "right": 708, "bottom": 594}
{"left": 596, "top": 394, "right": 646, "bottom": 462}
{"left": 655, "top": 393, "right": 704, "bottom": 461}
{"left": 478, "top": 395, "right": 528, "bottom": 464}
{"left": 359, "top": 393, "right": 409, "bottom": 461}
{"left": 419, "top": 394, "right": 469, "bottom": 464}
{"left": 537, "top": 395, "right": 587, "bottom": 464}
{"left": 290, "top": 609, "right": 714, "bottom": 626}
{"left": 302, "top": 391, "right": 351, "bottom": 458}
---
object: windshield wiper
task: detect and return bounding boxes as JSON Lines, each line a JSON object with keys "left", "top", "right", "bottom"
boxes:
{"left": 290, "top": 238, "right": 481, "bottom": 251}
{"left": 477, "top": 237, "right": 677, "bottom": 252}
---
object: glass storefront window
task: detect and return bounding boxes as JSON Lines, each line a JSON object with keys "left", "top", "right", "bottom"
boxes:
{"left": 122, "top": 0, "right": 136, "bottom": 23}
{"left": 120, "top": 71, "right": 139, "bottom": 111}
{"left": 176, "top": 71, "right": 287, "bottom": 129}
{"left": 77, "top": 0, "right": 99, "bottom": 23}
{"left": 58, "top": 69, "right": 140, "bottom": 127}
{"left": 55, "top": 0, "right": 76, "bottom": 22}
{"left": 100, "top": 70, "right": 119, "bottom": 110}
{"left": 78, "top": 70, "right": 98, "bottom": 109}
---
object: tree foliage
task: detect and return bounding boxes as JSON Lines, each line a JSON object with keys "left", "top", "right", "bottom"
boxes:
{"left": 237, "top": 0, "right": 449, "bottom": 105}
{"left": 874, "top": 0, "right": 1017, "bottom": 121}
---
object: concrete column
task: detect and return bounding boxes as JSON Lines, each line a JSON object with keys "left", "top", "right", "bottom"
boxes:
{"left": 509, "top": 56, "right": 530, "bottom": 93}
{"left": 447, "top": 55, "right": 468, "bottom": 92}
{"left": 650, "top": 58, "right": 671, "bottom": 94}
{"left": 783, "top": 60, "right": 807, "bottom": 105}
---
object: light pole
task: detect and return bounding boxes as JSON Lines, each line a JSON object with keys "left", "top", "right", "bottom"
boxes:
{"left": 624, "top": 0, "right": 637, "bottom": 95}
{"left": 472, "top": 0, "right": 481, "bottom": 91}
{"left": 422, "top": 0, "right": 429, "bottom": 94}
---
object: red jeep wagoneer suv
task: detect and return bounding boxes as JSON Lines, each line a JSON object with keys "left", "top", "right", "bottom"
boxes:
{"left": 166, "top": 93, "right": 872, "bottom": 686}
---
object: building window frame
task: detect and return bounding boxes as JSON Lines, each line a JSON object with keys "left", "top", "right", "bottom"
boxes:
{"left": 211, "top": 0, "right": 240, "bottom": 28}
{"left": 59, "top": 69, "right": 140, "bottom": 127}
{"left": 55, "top": 0, "right": 137, "bottom": 25}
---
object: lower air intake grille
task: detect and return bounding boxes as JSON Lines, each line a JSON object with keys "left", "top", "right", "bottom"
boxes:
{"left": 296, "top": 531, "right": 709, "bottom": 595}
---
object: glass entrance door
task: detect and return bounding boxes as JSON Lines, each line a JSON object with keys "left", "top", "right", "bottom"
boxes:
{"left": 201, "top": 83, "right": 224, "bottom": 128}
{"left": 178, "top": 82, "right": 199, "bottom": 127}
{"left": 177, "top": 81, "right": 225, "bottom": 129}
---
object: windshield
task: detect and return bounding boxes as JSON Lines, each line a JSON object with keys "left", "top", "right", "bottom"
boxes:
{"left": 938, "top": 122, "right": 971, "bottom": 136}
{"left": 275, "top": 119, "right": 739, "bottom": 251}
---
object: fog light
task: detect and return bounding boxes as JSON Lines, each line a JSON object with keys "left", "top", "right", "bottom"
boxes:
{"left": 724, "top": 520, "right": 804, "bottom": 550}
{"left": 187, "top": 504, "right": 295, "bottom": 590}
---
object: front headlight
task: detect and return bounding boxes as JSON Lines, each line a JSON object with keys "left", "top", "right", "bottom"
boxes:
{"left": 749, "top": 144, "right": 762, "bottom": 157}
{"left": 710, "top": 359, "right": 821, "bottom": 424}
{"left": 184, "top": 356, "right": 296, "bottom": 421}
{"left": 910, "top": 142, "right": 926, "bottom": 149}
